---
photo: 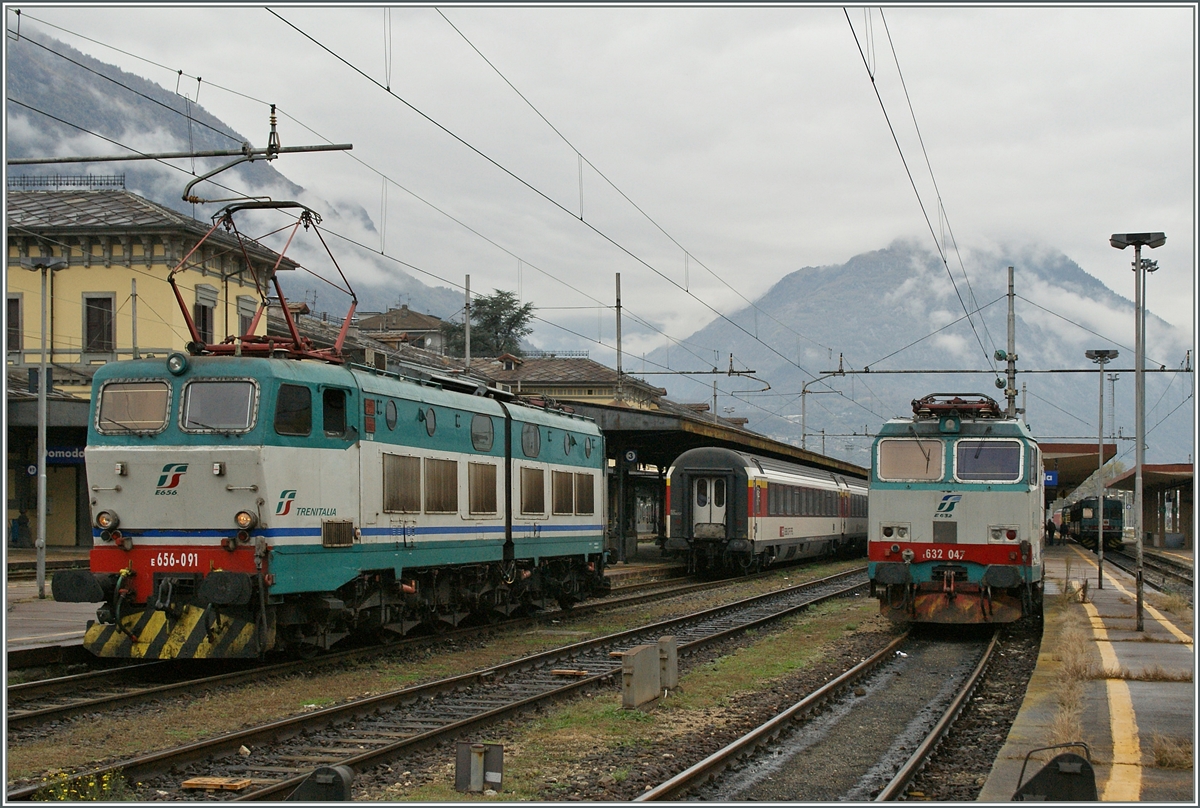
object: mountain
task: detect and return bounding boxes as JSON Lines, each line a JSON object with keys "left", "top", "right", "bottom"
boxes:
{"left": 643, "top": 241, "right": 1194, "bottom": 467}
{"left": 5, "top": 29, "right": 462, "bottom": 321}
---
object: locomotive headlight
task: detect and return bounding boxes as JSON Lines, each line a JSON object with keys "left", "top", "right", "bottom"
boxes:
{"left": 990, "top": 527, "right": 1003, "bottom": 541}
{"left": 882, "top": 526, "right": 894, "bottom": 538}
{"left": 234, "top": 510, "right": 258, "bottom": 530}
{"left": 166, "top": 352, "right": 189, "bottom": 376}
{"left": 897, "top": 526, "right": 908, "bottom": 539}
{"left": 96, "top": 510, "right": 120, "bottom": 530}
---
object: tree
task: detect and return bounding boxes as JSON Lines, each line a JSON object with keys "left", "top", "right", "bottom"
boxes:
{"left": 442, "top": 289, "right": 534, "bottom": 358}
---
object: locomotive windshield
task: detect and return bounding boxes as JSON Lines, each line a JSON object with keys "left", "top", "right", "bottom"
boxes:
{"left": 876, "top": 438, "right": 943, "bottom": 481}
{"left": 96, "top": 380, "right": 170, "bottom": 433}
{"left": 955, "top": 439, "right": 1022, "bottom": 482}
{"left": 181, "top": 380, "right": 257, "bottom": 432}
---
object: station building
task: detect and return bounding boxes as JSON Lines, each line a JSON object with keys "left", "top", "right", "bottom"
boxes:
{"left": 5, "top": 186, "right": 297, "bottom": 547}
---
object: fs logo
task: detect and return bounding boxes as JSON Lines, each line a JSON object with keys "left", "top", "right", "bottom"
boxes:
{"left": 935, "top": 494, "right": 963, "bottom": 516}
{"left": 155, "top": 463, "right": 188, "bottom": 495}
{"left": 276, "top": 490, "right": 298, "bottom": 516}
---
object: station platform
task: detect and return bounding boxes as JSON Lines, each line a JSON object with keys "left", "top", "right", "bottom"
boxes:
{"left": 979, "top": 543, "right": 1195, "bottom": 802}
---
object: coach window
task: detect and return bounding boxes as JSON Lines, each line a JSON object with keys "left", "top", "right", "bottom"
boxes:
{"left": 468, "top": 462, "right": 498, "bottom": 514}
{"left": 383, "top": 454, "right": 421, "bottom": 512}
{"left": 877, "top": 438, "right": 944, "bottom": 481}
{"left": 574, "top": 472, "right": 595, "bottom": 515}
{"left": 521, "top": 423, "right": 541, "bottom": 458}
{"left": 424, "top": 458, "right": 459, "bottom": 513}
{"left": 552, "top": 471, "right": 574, "bottom": 514}
{"left": 956, "top": 439, "right": 1022, "bottom": 482}
{"left": 714, "top": 479, "right": 726, "bottom": 509}
{"left": 274, "top": 384, "right": 312, "bottom": 436}
{"left": 521, "top": 467, "right": 545, "bottom": 514}
{"left": 471, "top": 414, "right": 494, "bottom": 452}
{"left": 97, "top": 380, "right": 170, "bottom": 433}
{"left": 182, "top": 380, "right": 256, "bottom": 432}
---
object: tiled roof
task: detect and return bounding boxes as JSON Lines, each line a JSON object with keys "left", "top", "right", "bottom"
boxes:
{"left": 6, "top": 190, "right": 297, "bottom": 268}
{"left": 358, "top": 306, "right": 444, "bottom": 333}
{"left": 8, "top": 190, "right": 209, "bottom": 231}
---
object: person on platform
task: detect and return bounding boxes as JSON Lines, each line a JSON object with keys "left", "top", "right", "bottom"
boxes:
{"left": 1045, "top": 518, "right": 1057, "bottom": 546}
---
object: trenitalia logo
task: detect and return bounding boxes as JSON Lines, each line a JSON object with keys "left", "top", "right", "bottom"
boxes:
{"left": 935, "top": 494, "right": 962, "bottom": 514}
{"left": 276, "top": 490, "right": 297, "bottom": 516}
{"left": 155, "top": 463, "right": 188, "bottom": 494}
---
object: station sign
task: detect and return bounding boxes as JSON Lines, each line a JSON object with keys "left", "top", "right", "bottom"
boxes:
{"left": 1044, "top": 470, "right": 1058, "bottom": 487}
{"left": 47, "top": 446, "right": 86, "bottom": 465}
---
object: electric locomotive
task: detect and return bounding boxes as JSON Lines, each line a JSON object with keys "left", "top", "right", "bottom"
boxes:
{"left": 665, "top": 446, "right": 867, "bottom": 575}
{"left": 51, "top": 202, "right": 609, "bottom": 659}
{"left": 868, "top": 394, "right": 1044, "bottom": 623}
{"left": 1063, "top": 496, "right": 1125, "bottom": 552}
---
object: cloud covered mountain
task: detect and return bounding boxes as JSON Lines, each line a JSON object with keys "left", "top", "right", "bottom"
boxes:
{"left": 5, "top": 29, "right": 462, "bottom": 320}
{"left": 644, "top": 241, "right": 1193, "bottom": 467}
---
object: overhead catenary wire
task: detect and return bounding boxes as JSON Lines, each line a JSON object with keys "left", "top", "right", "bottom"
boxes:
{"left": 843, "top": 8, "right": 995, "bottom": 374}
{"left": 264, "top": 8, "right": 825, "bottom": 382}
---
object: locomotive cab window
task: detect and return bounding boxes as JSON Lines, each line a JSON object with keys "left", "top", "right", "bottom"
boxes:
{"left": 97, "top": 380, "right": 170, "bottom": 433}
{"left": 877, "top": 438, "right": 944, "bottom": 481}
{"left": 323, "top": 388, "right": 347, "bottom": 436}
{"left": 274, "top": 384, "right": 312, "bottom": 436}
{"left": 955, "top": 439, "right": 1022, "bottom": 482}
{"left": 182, "top": 379, "right": 256, "bottom": 432}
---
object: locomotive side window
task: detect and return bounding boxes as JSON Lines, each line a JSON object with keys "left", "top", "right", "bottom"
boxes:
{"left": 471, "top": 414, "right": 494, "bottom": 452}
{"left": 383, "top": 454, "right": 421, "bottom": 512}
{"left": 274, "top": 384, "right": 312, "bottom": 436}
{"left": 521, "top": 467, "right": 545, "bottom": 514}
{"left": 424, "top": 458, "right": 459, "bottom": 513}
{"left": 468, "top": 462, "right": 497, "bottom": 514}
{"left": 97, "top": 380, "right": 170, "bottom": 433}
{"left": 956, "top": 439, "right": 1022, "bottom": 482}
{"left": 552, "top": 471, "right": 574, "bottom": 514}
{"left": 385, "top": 400, "right": 398, "bottom": 431}
{"left": 182, "top": 380, "right": 256, "bottom": 431}
{"left": 323, "top": 388, "right": 347, "bottom": 436}
{"left": 575, "top": 472, "right": 595, "bottom": 515}
{"left": 877, "top": 438, "right": 944, "bottom": 481}
{"left": 521, "top": 423, "right": 541, "bottom": 457}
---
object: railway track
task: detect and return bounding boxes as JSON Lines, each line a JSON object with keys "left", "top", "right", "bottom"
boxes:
{"left": 638, "top": 628, "right": 998, "bottom": 801}
{"left": 1105, "top": 548, "right": 1193, "bottom": 600}
{"left": 3, "top": 571, "right": 740, "bottom": 730}
{"left": 6, "top": 567, "right": 866, "bottom": 800}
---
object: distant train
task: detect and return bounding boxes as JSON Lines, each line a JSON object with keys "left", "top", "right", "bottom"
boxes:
{"left": 1063, "top": 496, "right": 1125, "bottom": 552}
{"left": 868, "top": 394, "right": 1044, "bottom": 624}
{"left": 665, "top": 446, "right": 868, "bottom": 575}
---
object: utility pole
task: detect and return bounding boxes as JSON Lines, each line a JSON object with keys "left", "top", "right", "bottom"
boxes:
{"left": 1004, "top": 266, "right": 1018, "bottom": 417}
{"left": 464, "top": 275, "right": 471, "bottom": 370}
{"left": 131, "top": 278, "right": 139, "bottom": 359}
{"left": 615, "top": 273, "right": 623, "bottom": 401}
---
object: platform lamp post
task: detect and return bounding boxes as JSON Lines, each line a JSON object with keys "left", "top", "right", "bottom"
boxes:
{"left": 21, "top": 255, "right": 69, "bottom": 599}
{"left": 1085, "top": 349, "right": 1117, "bottom": 589}
{"left": 1109, "top": 231, "right": 1165, "bottom": 632}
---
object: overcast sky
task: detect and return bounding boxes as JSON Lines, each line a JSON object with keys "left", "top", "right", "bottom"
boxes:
{"left": 7, "top": 4, "right": 1197, "bottom": 370}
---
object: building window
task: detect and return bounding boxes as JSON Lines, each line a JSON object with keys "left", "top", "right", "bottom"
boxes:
{"left": 83, "top": 294, "right": 115, "bottom": 353}
{"left": 6, "top": 295, "right": 21, "bottom": 354}
{"left": 194, "top": 284, "right": 218, "bottom": 344}
{"left": 237, "top": 295, "right": 258, "bottom": 336}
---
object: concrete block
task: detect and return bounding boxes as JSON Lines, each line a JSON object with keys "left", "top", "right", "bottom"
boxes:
{"left": 658, "top": 636, "right": 678, "bottom": 691}
{"left": 621, "top": 644, "right": 660, "bottom": 710}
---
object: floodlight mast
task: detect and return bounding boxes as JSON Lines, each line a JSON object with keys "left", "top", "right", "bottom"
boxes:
{"left": 1109, "top": 232, "right": 1165, "bottom": 632}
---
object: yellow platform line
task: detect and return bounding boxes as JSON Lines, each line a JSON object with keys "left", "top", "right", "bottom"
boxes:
{"left": 1067, "top": 546, "right": 1193, "bottom": 648}
{"left": 1080, "top": 598, "right": 1142, "bottom": 801}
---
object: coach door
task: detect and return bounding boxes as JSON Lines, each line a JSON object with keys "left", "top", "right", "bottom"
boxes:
{"left": 692, "top": 477, "right": 727, "bottom": 539}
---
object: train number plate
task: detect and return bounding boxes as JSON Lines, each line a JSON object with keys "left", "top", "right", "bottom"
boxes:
{"left": 149, "top": 551, "right": 201, "bottom": 569}
{"left": 920, "top": 548, "right": 966, "bottom": 561}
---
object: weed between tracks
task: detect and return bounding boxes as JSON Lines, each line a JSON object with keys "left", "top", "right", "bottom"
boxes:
{"left": 365, "top": 597, "right": 892, "bottom": 801}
